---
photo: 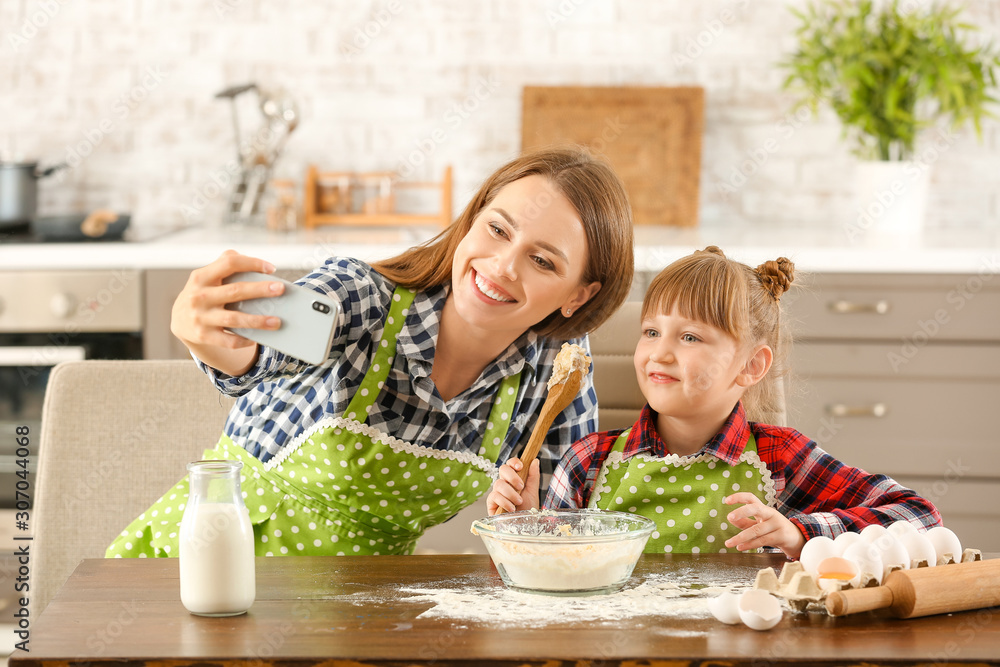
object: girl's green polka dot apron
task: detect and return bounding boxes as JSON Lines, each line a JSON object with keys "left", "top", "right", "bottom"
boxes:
{"left": 108, "top": 287, "right": 519, "bottom": 558}
{"left": 588, "top": 430, "right": 775, "bottom": 554}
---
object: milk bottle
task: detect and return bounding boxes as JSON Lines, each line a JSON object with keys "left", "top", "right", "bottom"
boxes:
{"left": 179, "top": 460, "right": 256, "bottom": 616}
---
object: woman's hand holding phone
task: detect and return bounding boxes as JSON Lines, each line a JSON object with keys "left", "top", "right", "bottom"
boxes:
{"left": 170, "top": 250, "right": 285, "bottom": 376}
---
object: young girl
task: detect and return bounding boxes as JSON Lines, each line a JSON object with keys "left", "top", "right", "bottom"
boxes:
{"left": 108, "top": 147, "right": 634, "bottom": 558}
{"left": 487, "top": 246, "right": 941, "bottom": 559}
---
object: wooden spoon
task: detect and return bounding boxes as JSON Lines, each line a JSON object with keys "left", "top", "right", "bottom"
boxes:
{"left": 80, "top": 209, "right": 118, "bottom": 238}
{"left": 493, "top": 366, "right": 586, "bottom": 515}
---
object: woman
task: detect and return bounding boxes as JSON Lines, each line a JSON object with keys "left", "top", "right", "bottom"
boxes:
{"left": 108, "top": 147, "right": 634, "bottom": 557}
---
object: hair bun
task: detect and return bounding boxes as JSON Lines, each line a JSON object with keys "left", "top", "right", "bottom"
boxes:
{"left": 754, "top": 257, "right": 795, "bottom": 301}
{"left": 699, "top": 245, "right": 727, "bottom": 258}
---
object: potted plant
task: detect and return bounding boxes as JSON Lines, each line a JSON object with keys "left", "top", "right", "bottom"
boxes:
{"left": 781, "top": 0, "right": 1000, "bottom": 234}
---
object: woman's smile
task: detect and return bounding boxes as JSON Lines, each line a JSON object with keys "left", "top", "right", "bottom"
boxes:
{"left": 472, "top": 270, "right": 516, "bottom": 303}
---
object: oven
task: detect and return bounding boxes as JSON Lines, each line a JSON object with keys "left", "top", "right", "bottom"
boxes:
{"left": 0, "top": 271, "right": 144, "bottom": 510}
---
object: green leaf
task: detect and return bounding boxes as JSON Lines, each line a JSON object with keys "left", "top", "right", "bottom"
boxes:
{"left": 777, "top": 0, "right": 1000, "bottom": 156}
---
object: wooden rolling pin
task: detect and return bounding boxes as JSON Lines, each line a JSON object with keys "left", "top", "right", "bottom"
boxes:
{"left": 826, "top": 559, "right": 1000, "bottom": 619}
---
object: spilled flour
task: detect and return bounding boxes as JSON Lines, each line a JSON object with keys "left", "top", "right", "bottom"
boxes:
{"left": 331, "top": 565, "right": 759, "bottom": 627}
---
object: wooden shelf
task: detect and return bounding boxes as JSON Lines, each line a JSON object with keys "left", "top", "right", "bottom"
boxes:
{"left": 304, "top": 213, "right": 446, "bottom": 227}
{"left": 304, "top": 165, "right": 452, "bottom": 229}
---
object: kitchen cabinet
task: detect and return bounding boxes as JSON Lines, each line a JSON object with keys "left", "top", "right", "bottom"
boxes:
{"left": 783, "top": 272, "right": 1000, "bottom": 552}
{"left": 144, "top": 270, "right": 190, "bottom": 360}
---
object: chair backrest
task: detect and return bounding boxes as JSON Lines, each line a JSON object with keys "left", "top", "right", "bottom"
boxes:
{"left": 32, "top": 360, "right": 234, "bottom": 615}
{"left": 588, "top": 300, "right": 644, "bottom": 430}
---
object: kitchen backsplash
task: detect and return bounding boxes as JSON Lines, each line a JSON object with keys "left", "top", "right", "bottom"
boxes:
{"left": 2, "top": 0, "right": 998, "bottom": 231}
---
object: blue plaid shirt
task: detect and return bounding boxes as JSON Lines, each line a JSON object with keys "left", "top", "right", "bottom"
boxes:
{"left": 195, "top": 257, "right": 599, "bottom": 493}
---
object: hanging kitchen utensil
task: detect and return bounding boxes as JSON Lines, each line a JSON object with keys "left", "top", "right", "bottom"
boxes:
{"left": 258, "top": 89, "right": 299, "bottom": 170}
{"left": 214, "top": 83, "right": 259, "bottom": 223}
{"left": 215, "top": 83, "right": 258, "bottom": 165}
{"left": 214, "top": 84, "right": 298, "bottom": 226}
{"left": 238, "top": 89, "right": 299, "bottom": 222}
{"left": 0, "top": 161, "right": 68, "bottom": 228}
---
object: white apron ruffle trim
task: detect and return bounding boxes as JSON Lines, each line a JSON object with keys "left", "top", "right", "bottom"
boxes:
{"left": 261, "top": 416, "right": 500, "bottom": 480}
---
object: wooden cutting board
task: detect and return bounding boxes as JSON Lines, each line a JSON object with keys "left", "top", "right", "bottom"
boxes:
{"left": 521, "top": 86, "right": 705, "bottom": 227}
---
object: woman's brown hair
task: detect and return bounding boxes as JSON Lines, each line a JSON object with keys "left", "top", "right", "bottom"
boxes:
{"left": 641, "top": 246, "right": 796, "bottom": 424}
{"left": 372, "top": 147, "right": 634, "bottom": 339}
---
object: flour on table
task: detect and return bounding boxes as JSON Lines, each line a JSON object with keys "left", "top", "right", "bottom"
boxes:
{"left": 330, "top": 566, "right": 757, "bottom": 626}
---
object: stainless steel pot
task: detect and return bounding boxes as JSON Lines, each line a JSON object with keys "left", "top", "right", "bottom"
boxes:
{"left": 0, "top": 162, "right": 67, "bottom": 228}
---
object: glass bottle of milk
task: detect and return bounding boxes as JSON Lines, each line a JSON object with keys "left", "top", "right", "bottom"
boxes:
{"left": 179, "top": 460, "right": 256, "bottom": 616}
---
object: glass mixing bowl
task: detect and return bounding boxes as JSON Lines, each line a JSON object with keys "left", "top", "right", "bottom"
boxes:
{"left": 471, "top": 509, "right": 655, "bottom": 596}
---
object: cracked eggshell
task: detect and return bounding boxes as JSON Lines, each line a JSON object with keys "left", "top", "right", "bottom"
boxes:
{"left": 799, "top": 535, "right": 837, "bottom": 576}
{"left": 738, "top": 590, "right": 783, "bottom": 631}
{"left": 833, "top": 530, "right": 864, "bottom": 555}
{"left": 898, "top": 531, "right": 936, "bottom": 567}
{"left": 887, "top": 520, "right": 919, "bottom": 538}
{"left": 870, "top": 532, "right": 910, "bottom": 577}
{"left": 815, "top": 556, "right": 861, "bottom": 588}
{"left": 841, "top": 541, "right": 883, "bottom": 585}
{"left": 707, "top": 592, "right": 742, "bottom": 625}
{"left": 925, "top": 526, "right": 962, "bottom": 563}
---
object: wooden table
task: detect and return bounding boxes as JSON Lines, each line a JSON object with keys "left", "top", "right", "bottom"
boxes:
{"left": 12, "top": 554, "right": 1000, "bottom": 666}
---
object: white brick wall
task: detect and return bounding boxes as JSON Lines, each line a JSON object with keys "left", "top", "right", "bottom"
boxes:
{"left": 2, "top": 0, "right": 997, "bottom": 231}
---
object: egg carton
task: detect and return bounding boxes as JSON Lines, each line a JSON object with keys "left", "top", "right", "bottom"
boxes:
{"left": 753, "top": 548, "right": 982, "bottom": 613}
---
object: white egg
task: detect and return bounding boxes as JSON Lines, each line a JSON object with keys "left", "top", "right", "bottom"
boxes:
{"left": 887, "top": 520, "right": 919, "bottom": 538}
{"left": 925, "top": 526, "right": 963, "bottom": 563}
{"left": 860, "top": 523, "right": 888, "bottom": 542}
{"left": 833, "top": 531, "right": 864, "bottom": 555}
{"left": 870, "top": 532, "right": 910, "bottom": 578}
{"left": 815, "top": 556, "right": 861, "bottom": 588}
{"left": 707, "top": 592, "right": 742, "bottom": 625}
{"left": 738, "top": 590, "right": 783, "bottom": 631}
{"left": 897, "top": 531, "right": 937, "bottom": 567}
{"left": 799, "top": 535, "right": 838, "bottom": 576}
{"left": 842, "top": 541, "right": 884, "bottom": 585}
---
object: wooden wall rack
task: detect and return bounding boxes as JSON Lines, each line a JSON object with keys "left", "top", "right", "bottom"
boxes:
{"left": 303, "top": 165, "right": 452, "bottom": 228}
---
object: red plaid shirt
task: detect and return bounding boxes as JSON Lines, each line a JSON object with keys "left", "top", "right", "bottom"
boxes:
{"left": 544, "top": 402, "right": 942, "bottom": 539}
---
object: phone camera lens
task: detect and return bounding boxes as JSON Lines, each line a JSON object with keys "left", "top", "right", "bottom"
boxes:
{"left": 312, "top": 301, "right": 331, "bottom": 314}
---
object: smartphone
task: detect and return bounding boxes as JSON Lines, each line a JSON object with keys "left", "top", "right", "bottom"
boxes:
{"left": 222, "top": 272, "right": 340, "bottom": 365}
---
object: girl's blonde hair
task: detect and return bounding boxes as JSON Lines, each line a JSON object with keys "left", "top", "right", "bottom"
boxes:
{"left": 641, "top": 246, "right": 795, "bottom": 424}
{"left": 372, "top": 147, "right": 634, "bottom": 339}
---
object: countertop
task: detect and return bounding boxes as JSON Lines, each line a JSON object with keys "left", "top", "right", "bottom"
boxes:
{"left": 16, "top": 554, "right": 1000, "bottom": 666}
{"left": 2, "top": 222, "right": 999, "bottom": 274}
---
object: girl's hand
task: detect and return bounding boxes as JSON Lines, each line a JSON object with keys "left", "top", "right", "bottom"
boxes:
{"left": 486, "top": 458, "right": 540, "bottom": 515}
{"left": 723, "top": 492, "right": 806, "bottom": 559}
{"left": 170, "top": 250, "right": 284, "bottom": 376}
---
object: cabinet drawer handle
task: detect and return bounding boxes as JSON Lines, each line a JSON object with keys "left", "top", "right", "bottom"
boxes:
{"left": 825, "top": 403, "right": 888, "bottom": 418}
{"left": 827, "top": 299, "right": 891, "bottom": 315}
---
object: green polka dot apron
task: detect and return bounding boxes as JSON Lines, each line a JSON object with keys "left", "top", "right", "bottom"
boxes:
{"left": 107, "top": 287, "right": 519, "bottom": 558}
{"left": 588, "top": 429, "right": 775, "bottom": 554}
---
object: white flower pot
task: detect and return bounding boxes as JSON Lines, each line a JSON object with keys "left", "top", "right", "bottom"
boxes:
{"left": 852, "top": 160, "right": 930, "bottom": 238}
